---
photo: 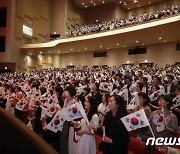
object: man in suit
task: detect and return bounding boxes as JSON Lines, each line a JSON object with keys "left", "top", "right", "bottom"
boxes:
{"left": 164, "top": 75, "right": 176, "bottom": 96}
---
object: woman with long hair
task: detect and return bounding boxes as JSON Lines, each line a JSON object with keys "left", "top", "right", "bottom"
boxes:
{"left": 75, "top": 96, "right": 99, "bottom": 154}
{"left": 98, "top": 95, "right": 129, "bottom": 154}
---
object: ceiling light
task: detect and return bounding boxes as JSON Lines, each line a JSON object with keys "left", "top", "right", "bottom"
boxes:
{"left": 94, "top": 3, "right": 96, "bottom": 6}
{"left": 107, "top": 48, "right": 109, "bottom": 49}
{"left": 149, "top": 2, "right": 151, "bottom": 4}
{"left": 119, "top": 1, "right": 122, "bottom": 4}
{"left": 164, "top": 40, "right": 167, "bottom": 42}
{"left": 40, "top": 52, "right": 42, "bottom": 54}
{"left": 124, "top": 45, "right": 126, "bottom": 48}
{"left": 142, "top": 43, "right": 144, "bottom": 46}
{"left": 136, "top": 40, "right": 139, "bottom": 43}
{"left": 127, "top": 61, "right": 130, "bottom": 64}
{"left": 103, "top": 1, "right": 104, "bottom": 4}
{"left": 100, "top": 45, "right": 102, "bottom": 48}
{"left": 85, "top": 5, "right": 87, "bottom": 8}
{"left": 91, "top": 1, "right": 93, "bottom": 3}
{"left": 85, "top": 47, "right": 87, "bottom": 49}
{"left": 159, "top": 37, "right": 162, "bottom": 40}
{"left": 71, "top": 48, "right": 73, "bottom": 51}
{"left": 58, "top": 50, "right": 60, "bottom": 52}
{"left": 66, "top": 52, "right": 68, "bottom": 53}
{"left": 134, "top": 0, "right": 138, "bottom": 3}
{"left": 117, "top": 43, "right": 119, "bottom": 46}
{"left": 145, "top": 60, "right": 148, "bottom": 63}
{"left": 82, "top": 3, "right": 84, "bottom": 5}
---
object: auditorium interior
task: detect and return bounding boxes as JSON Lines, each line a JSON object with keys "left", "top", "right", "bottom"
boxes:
{"left": 0, "top": 0, "right": 180, "bottom": 154}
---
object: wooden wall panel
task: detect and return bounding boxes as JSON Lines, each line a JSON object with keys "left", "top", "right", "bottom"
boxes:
{"left": 39, "top": 0, "right": 49, "bottom": 20}
{"left": 24, "top": 0, "right": 34, "bottom": 18}
{"left": 16, "top": 0, "right": 23, "bottom": 18}
{"left": 34, "top": 0, "right": 40, "bottom": 19}
{"left": 33, "top": 18, "right": 39, "bottom": 38}
{"left": 15, "top": 17, "right": 23, "bottom": 38}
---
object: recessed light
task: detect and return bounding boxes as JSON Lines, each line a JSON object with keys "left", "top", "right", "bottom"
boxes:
{"left": 128, "top": 8, "right": 130, "bottom": 9}
{"left": 149, "top": 2, "right": 151, "bottom": 4}
{"left": 91, "top": 1, "right": 93, "bottom": 3}
{"left": 134, "top": 0, "right": 138, "bottom": 3}
{"left": 145, "top": 60, "right": 148, "bottom": 63}
{"left": 164, "top": 40, "right": 167, "bottom": 42}
{"left": 49, "top": 51, "right": 51, "bottom": 53}
{"left": 159, "top": 37, "right": 162, "bottom": 40}
{"left": 82, "top": 3, "right": 84, "bottom": 5}
{"left": 107, "top": 48, "right": 109, "bottom": 49}
{"left": 85, "top": 47, "right": 87, "bottom": 49}
{"left": 85, "top": 5, "right": 87, "bottom": 8}
{"left": 142, "top": 43, "right": 144, "bottom": 46}
{"left": 127, "top": 61, "right": 130, "bottom": 64}
{"left": 119, "top": 1, "right": 122, "bottom": 4}
{"left": 94, "top": 3, "right": 96, "bottom": 6}
{"left": 40, "top": 52, "right": 42, "bottom": 54}
{"left": 136, "top": 40, "right": 139, "bottom": 43}
{"left": 103, "top": 1, "right": 104, "bottom": 4}
{"left": 117, "top": 43, "right": 119, "bottom": 46}
{"left": 66, "top": 52, "right": 68, "bottom": 53}
{"left": 71, "top": 48, "right": 73, "bottom": 51}
{"left": 5, "top": 67, "right": 7, "bottom": 70}
{"left": 124, "top": 45, "right": 126, "bottom": 48}
{"left": 58, "top": 50, "right": 60, "bottom": 52}
{"left": 100, "top": 45, "right": 102, "bottom": 48}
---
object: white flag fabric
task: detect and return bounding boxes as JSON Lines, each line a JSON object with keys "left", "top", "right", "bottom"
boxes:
{"left": 43, "top": 104, "right": 58, "bottom": 117}
{"left": 40, "top": 91, "right": 51, "bottom": 101}
{"left": 62, "top": 103, "right": 83, "bottom": 121}
{"left": 99, "top": 82, "right": 113, "bottom": 93}
{"left": 121, "top": 109, "right": 149, "bottom": 131}
{"left": 15, "top": 97, "right": 29, "bottom": 111}
{"left": 127, "top": 92, "right": 140, "bottom": 110}
{"left": 152, "top": 109, "right": 165, "bottom": 132}
{"left": 119, "top": 88, "right": 129, "bottom": 102}
{"left": 170, "top": 95, "right": 180, "bottom": 109}
{"left": 46, "top": 111, "right": 66, "bottom": 133}
{"left": 149, "top": 90, "right": 163, "bottom": 102}
{"left": 44, "top": 94, "right": 59, "bottom": 107}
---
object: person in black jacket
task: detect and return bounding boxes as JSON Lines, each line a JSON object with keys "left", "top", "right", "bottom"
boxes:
{"left": 97, "top": 95, "right": 129, "bottom": 154}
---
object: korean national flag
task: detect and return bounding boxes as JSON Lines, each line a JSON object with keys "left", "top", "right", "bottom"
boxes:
{"left": 121, "top": 109, "right": 149, "bottom": 131}
{"left": 99, "top": 82, "right": 113, "bottom": 93}
{"left": 127, "top": 92, "right": 140, "bottom": 110}
{"left": 149, "top": 90, "right": 163, "bottom": 102}
{"left": 46, "top": 111, "right": 66, "bottom": 133}
{"left": 15, "top": 97, "right": 29, "bottom": 111}
{"left": 62, "top": 103, "right": 83, "bottom": 121}
{"left": 170, "top": 95, "right": 180, "bottom": 109}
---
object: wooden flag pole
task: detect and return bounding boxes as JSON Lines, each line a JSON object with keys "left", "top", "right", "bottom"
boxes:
{"left": 148, "top": 124, "right": 155, "bottom": 138}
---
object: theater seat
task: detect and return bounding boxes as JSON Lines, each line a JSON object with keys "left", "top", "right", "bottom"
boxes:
{"left": 128, "top": 137, "right": 147, "bottom": 154}
{"left": 95, "top": 135, "right": 103, "bottom": 154}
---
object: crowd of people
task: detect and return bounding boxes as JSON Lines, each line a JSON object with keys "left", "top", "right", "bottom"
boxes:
{"left": 67, "top": 5, "right": 180, "bottom": 37}
{"left": 0, "top": 64, "right": 180, "bottom": 154}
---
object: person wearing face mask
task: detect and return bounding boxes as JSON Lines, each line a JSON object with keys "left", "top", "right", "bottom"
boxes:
{"left": 150, "top": 95, "right": 179, "bottom": 138}
{"left": 60, "top": 85, "right": 77, "bottom": 154}
{"left": 97, "top": 95, "right": 129, "bottom": 154}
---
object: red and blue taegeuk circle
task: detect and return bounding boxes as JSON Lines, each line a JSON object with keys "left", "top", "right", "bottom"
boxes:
{"left": 130, "top": 117, "right": 139, "bottom": 126}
